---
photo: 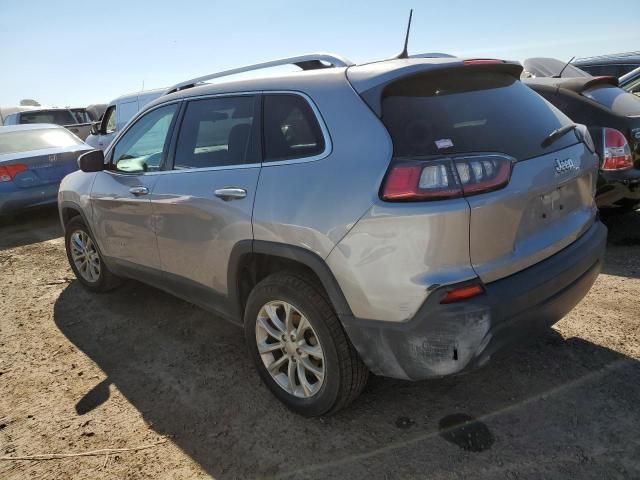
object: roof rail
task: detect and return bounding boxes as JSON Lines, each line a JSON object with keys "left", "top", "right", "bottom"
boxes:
{"left": 165, "top": 53, "right": 354, "bottom": 94}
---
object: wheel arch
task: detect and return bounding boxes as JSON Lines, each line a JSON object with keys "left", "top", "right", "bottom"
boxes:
{"left": 60, "top": 201, "right": 84, "bottom": 231}
{"left": 59, "top": 201, "right": 93, "bottom": 233}
{"left": 228, "top": 240, "right": 353, "bottom": 322}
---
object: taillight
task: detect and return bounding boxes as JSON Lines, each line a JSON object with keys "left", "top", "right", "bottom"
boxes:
{"left": 0, "top": 164, "right": 27, "bottom": 182}
{"left": 440, "top": 283, "right": 484, "bottom": 304}
{"left": 381, "top": 155, "right": 513, "bottom": 201}
{"left": 601, "top": 128, "right": 633, "bottom": 171}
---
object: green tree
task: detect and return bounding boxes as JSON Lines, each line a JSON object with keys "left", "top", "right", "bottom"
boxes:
{"left": 19, "top": 99, "right": 41, "bottom": 106}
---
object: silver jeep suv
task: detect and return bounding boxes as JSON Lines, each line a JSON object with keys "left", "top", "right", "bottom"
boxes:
{"left": 59, "top": 53, "right": 607, "bottom": 416}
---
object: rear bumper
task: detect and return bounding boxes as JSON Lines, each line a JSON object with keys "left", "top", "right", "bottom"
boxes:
{"left": 0, "top": 183, "right": 60, "bottom": 215}
{"left": 340, "top": 220, "right": 607, "bottom": 380}
{"left": 596, "top": 168, "right": 640, "bottom": 209}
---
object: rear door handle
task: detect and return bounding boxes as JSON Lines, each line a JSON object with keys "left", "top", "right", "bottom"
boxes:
{"left": 214, "top": 187, "right": 247, "bottom": 201}
{"left": 129, "top": 186, "right": 149, "bottom": 196}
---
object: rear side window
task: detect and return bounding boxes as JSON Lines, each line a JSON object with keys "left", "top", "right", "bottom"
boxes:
{"left": 263, "top": 94, "right": 325, "bottom": 161}
{"left": 382, "top": 71, "right": 577, "bottom": 161}
{"left": 174, "top": 96, "right": 257, "bottom": 169}
{"left": 583, "top": 86, "right": 640, "bottom": 117}
{"left": 19, "top": 110, "right": 76, "bottom": 126}
{"left": 0, "top": 128, "right": 82, "bottom": 155}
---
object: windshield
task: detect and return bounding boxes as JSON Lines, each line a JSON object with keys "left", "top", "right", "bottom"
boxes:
{"left": 382, "top": 71, "right": 577, "bottom": 161}
{"left": 0, "top": 127, "right": 83, "bottom": 155}
{"left": 583, "top": 86, "right": 640, "bottom": 116}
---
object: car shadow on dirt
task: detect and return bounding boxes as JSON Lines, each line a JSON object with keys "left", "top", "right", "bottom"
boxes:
{"left": 53, "top": 280, "right": 640, "bottom": 479}
{"left": 0, "top": 206, "right": 62, "bottom": 250}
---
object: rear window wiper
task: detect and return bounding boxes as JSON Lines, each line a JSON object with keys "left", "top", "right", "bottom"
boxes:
{"left": 541, "top": 124, "right": 577, "bottom": 148}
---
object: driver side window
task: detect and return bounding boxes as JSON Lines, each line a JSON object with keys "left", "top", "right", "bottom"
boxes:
{"left": 111, "top": 103, "right": 178, "bottom": 173}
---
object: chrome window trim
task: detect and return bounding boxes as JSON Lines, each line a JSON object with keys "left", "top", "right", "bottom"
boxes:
{"left": 107, "top": 163, "right": 263, "bottom": 177}
{"left": 104, "top": 89, "right": 332, "bottom": 177}
{"left": 260, "top": 90, "right": 333, "bottom": 167}
{"left": 174, "top": 89, "right": 332, "bottom": 168}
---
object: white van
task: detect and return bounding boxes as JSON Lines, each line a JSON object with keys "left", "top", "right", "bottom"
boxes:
{"left": 85, "top": 88, "right": 165, "bottom": 150}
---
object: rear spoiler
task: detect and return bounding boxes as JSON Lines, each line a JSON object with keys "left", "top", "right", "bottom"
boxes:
{"left": 351, "top": 60, "right": 523, "bottom": 117}
{"left": 558, "top": 76, "right": 620, "bottom": 93}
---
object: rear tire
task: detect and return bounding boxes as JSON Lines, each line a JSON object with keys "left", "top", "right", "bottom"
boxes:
{"left": 64, "top": 216, "right": 122, "bottom": 292}
{"left": 244, "top": 272, "right": 369, "bottom": 416}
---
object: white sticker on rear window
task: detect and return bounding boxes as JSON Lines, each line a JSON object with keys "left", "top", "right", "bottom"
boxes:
{"left": 435, "top": 138, "right": 454, "bottom": 149}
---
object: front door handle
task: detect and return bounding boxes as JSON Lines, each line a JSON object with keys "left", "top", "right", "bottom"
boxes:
{"left": 214, "top": 187, "right": 247, "bottom": 201}
{"left": 129, "top": 186, "right": 149, "bottom": 196}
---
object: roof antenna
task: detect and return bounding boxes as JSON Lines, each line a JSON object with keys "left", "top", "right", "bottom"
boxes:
{"left": 395, "top": 9, "right": 413, "bottom": 59}
{"left": 554, "top": 56, "right": 575, "bottom": 78}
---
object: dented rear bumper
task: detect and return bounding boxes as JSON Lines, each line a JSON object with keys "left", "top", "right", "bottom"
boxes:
{"left": 340, "top": 220, "right": 607, "bottom": 380}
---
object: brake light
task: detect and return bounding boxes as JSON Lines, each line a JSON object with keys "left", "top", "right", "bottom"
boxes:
{"left": 382, "top": 156, "right": 512, "bottom": 201}
{"left": 440, "top": 284, "right": 484, "bottom": 304}
{"left": 463, "top": 59, "right": 503, "bottom": 65}
{"left": 0, "top": 164, "right": 27, "bottom": 182}
{"left": 601, "top": 128, "right": 633, "bottom": 171}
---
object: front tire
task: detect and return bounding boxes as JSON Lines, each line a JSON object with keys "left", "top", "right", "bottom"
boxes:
{"left": 244, "top": 272, "right": 369, "bottom": 416}
{"left": 64, "top": 216, "right": 121, "bottom": 292}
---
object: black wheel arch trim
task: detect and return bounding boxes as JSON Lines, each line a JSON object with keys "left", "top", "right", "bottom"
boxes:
{"left": 227, "top": 240, "right": 354, "bottom": 321}
{"left": 60, "top": 201, "right": 89, "bottom": 232}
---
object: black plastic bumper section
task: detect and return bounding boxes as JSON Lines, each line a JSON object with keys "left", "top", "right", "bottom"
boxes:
{"left": 340, "top": 220, "right": 608, "bottom": 380}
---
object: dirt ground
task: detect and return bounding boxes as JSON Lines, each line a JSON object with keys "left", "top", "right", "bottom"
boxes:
{"left": 1, "top": 207, "right": 639, "bottom": 480}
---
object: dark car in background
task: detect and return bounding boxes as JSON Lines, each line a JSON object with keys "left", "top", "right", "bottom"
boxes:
{"left": 573, "top": 52, "right": 640, "bottom": 78}
{"left": 2, "top": 108, "right": 92, "bottom": 140}
{"left": 523, "top": 66, "right": 640, "bottom": 212}
{"left": 620, "top": 66, "right": 640, "bottom": 97}
{"left": 0, "top": 124, "right": 92, "bottom": 216}
{"left": 69, "top": 107, "right": 94, "bottom": 124}
{"left": 522, "top": 57, "right": 591, "bottom": 79}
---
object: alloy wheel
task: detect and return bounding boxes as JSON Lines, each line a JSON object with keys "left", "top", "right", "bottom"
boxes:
{"left": 255, "top": 300, "right": 325, "bottom": 398}
{"left": 69, "top": 230, "right": 101, "bottom": 283}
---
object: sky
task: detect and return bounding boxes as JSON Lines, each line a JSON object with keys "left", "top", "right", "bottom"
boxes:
{"left": 1, "top": 0, "right": 639, "bottom": 107}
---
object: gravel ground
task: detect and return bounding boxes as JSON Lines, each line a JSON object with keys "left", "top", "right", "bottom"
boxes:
{"left": 1, "top": 207, "right": 639, "bottom": 480}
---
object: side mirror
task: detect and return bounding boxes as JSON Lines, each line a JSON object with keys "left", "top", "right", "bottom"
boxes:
{"left": 79, "top": 149, "right": 105, "bottom": 172}
{"left": 89, "top": 121, "right": 101, "bottom": 136}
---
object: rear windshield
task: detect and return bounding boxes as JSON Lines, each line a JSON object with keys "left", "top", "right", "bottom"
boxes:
{"left": 0, "top": 128, "right": 83, "bottom": 155}
{"left": 19, "top": 110, "right": 77, "bottom": 126}
{"left": 382, "top": 71, "right": 577, "bottom": 161}
{"left": 580, "top": 64, "right": 639, "bottom": 77}
{"left": 583, "top": 86, "right": 640, "bottom": 117}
